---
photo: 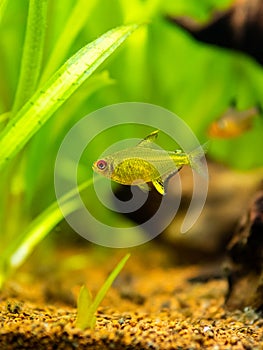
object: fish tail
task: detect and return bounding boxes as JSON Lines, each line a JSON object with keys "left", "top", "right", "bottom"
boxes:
{"left": 188, "top": 142, "right": 209, "bottom": 177}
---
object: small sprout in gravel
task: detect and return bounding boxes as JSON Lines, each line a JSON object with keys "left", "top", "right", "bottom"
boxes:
{"left": 75, "top": 253, "right": 130, "bottom": 330}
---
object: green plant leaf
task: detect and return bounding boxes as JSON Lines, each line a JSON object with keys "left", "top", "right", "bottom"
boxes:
{"left": 23, "top": 70, "right": 114, "bottom": 205}
{"left": 0, "top": 111, "right": 9, "bottom": 124}
{"left": 0, "top": 23, "right": 140, "bottom": 171}
{"left": 0, "top": 0, "right": 8, "bottom": 24}
{"left": 12, "top": 0, "right": 48, "bottom": 115}
{"left": 0, "top": 178, "right": 95, "bottom": 289}
{"left": 75, "top": 253, "right": 130, "bottom": 330}
{"left": 75, "top": 285, "right": 95, "bottom": 330}
{"left": 40, "top": 0, "right": 98, "bottom": 84}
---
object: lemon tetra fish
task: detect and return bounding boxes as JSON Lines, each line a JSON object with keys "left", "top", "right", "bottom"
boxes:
{"left": 208, "top": 105, "right": 261, "bottom": 139}
{"left": 93, "top": 130, "right": 206, "bottom": 195}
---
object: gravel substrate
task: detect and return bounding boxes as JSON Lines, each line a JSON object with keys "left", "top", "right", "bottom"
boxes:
{"left": 0, "top": 247, "right": 262, "bottom": 349}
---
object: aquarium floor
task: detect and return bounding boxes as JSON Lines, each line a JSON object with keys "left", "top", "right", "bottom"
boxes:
{"left": 0, "top": 245, "right": 262, "bottom": 350}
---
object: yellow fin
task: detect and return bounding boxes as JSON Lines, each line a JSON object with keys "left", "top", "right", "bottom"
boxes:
{"left": 152, "top": 177, "right": 165, "bottom": 195}
{"left": 137, "top": 183, "right": 151, "bottom": 193}
{"left": 137, "top": 130, "right": 159, "bottom": 147}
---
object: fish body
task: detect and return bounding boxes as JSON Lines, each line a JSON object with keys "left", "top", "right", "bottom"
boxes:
{"left": 208, "top": 106, "right": 260, "bottom": 139}
{"left": 93, "top": 130, "right": 205, "bottom": 195}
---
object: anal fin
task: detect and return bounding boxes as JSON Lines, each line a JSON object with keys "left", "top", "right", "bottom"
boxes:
{"left": 152, "top": 178, "right": 165, "bottom": 195}
{"left": 155, "top": 167, "right": 183, "bottom": 195}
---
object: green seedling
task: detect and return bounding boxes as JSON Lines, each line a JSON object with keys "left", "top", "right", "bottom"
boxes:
{"left": 75, "top": 253, "right": 130, "bottom": 330}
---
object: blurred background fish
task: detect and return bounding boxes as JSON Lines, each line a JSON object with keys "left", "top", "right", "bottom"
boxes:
{"left": 207, "top": 105, "right": 261, "bottom": 139}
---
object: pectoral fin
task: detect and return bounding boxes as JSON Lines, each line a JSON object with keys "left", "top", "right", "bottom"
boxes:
{"left": 137, "top": 182, "right": 151, "bottom": 193}
{"left": 137, "top": 130, "right": 159, "bottom": 148}
{"left": 152, "top": 177, "right": 165, "bottom": 195}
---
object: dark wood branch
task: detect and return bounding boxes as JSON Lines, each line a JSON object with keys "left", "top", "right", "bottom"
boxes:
{"left": 167, "top": 0, "right": 263, "bottom": 65}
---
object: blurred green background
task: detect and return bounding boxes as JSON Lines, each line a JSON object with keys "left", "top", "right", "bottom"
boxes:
{"left": 0, "top": 0, "right": 263, "bottom": 284}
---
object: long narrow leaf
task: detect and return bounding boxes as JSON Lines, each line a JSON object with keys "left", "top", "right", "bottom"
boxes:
{"left": 12, "top": 0, "right": 48, "bottom": 114}
{"left": 0, "top": 178, "right": 95, "bottom": 289}
{"left": 24, "top": 70, "right": 114, "bottom": 204}
{"left": 0, "top": 23, "right": 140, "bottom": 171}
{"left": 0, "top": 111, "right": 9, "bottom": 124}
{"left": 0, "top": 0, "right": 8, "bottom": 24}
{"left": 40, "top": 0, "right": 98, "bottom": 84}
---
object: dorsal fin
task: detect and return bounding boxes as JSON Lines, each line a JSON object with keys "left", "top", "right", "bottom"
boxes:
{"left": 137, "top": 130, "right": 159, "bottom": 148}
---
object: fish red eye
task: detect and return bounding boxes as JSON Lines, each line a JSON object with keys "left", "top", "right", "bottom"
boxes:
{"left": 96, "top": 159, "right": 107, "bottom": 170}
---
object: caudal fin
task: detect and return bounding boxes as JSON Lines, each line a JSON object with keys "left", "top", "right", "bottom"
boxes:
{"left": 188, "top": 142, "right": 209, "bottom": 178}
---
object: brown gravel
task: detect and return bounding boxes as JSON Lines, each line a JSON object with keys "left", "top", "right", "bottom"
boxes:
{"left": 0, "top": 245, "right": 262, "bottom": 350}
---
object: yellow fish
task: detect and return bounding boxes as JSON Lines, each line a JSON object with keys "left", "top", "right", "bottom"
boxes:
{"left": 93, "top": 130, "right": 206, "bottom": 195}
{"left": 208, "top": 106, "right": 260, "bottom": 139}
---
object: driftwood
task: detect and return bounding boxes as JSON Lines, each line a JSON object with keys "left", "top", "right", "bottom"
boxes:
{"left": 167, "top": 0, "right": 263, "bottom": 65}
{"left": 224, "top": 190, "right": 263, "bottom": 311}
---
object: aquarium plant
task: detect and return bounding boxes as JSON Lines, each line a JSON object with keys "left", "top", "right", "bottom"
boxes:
{"left": 0, "top": 0, "right": 263, "bottom": 288}
{"left": 75, "top": 253, "right": 130, "bottom": 330}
